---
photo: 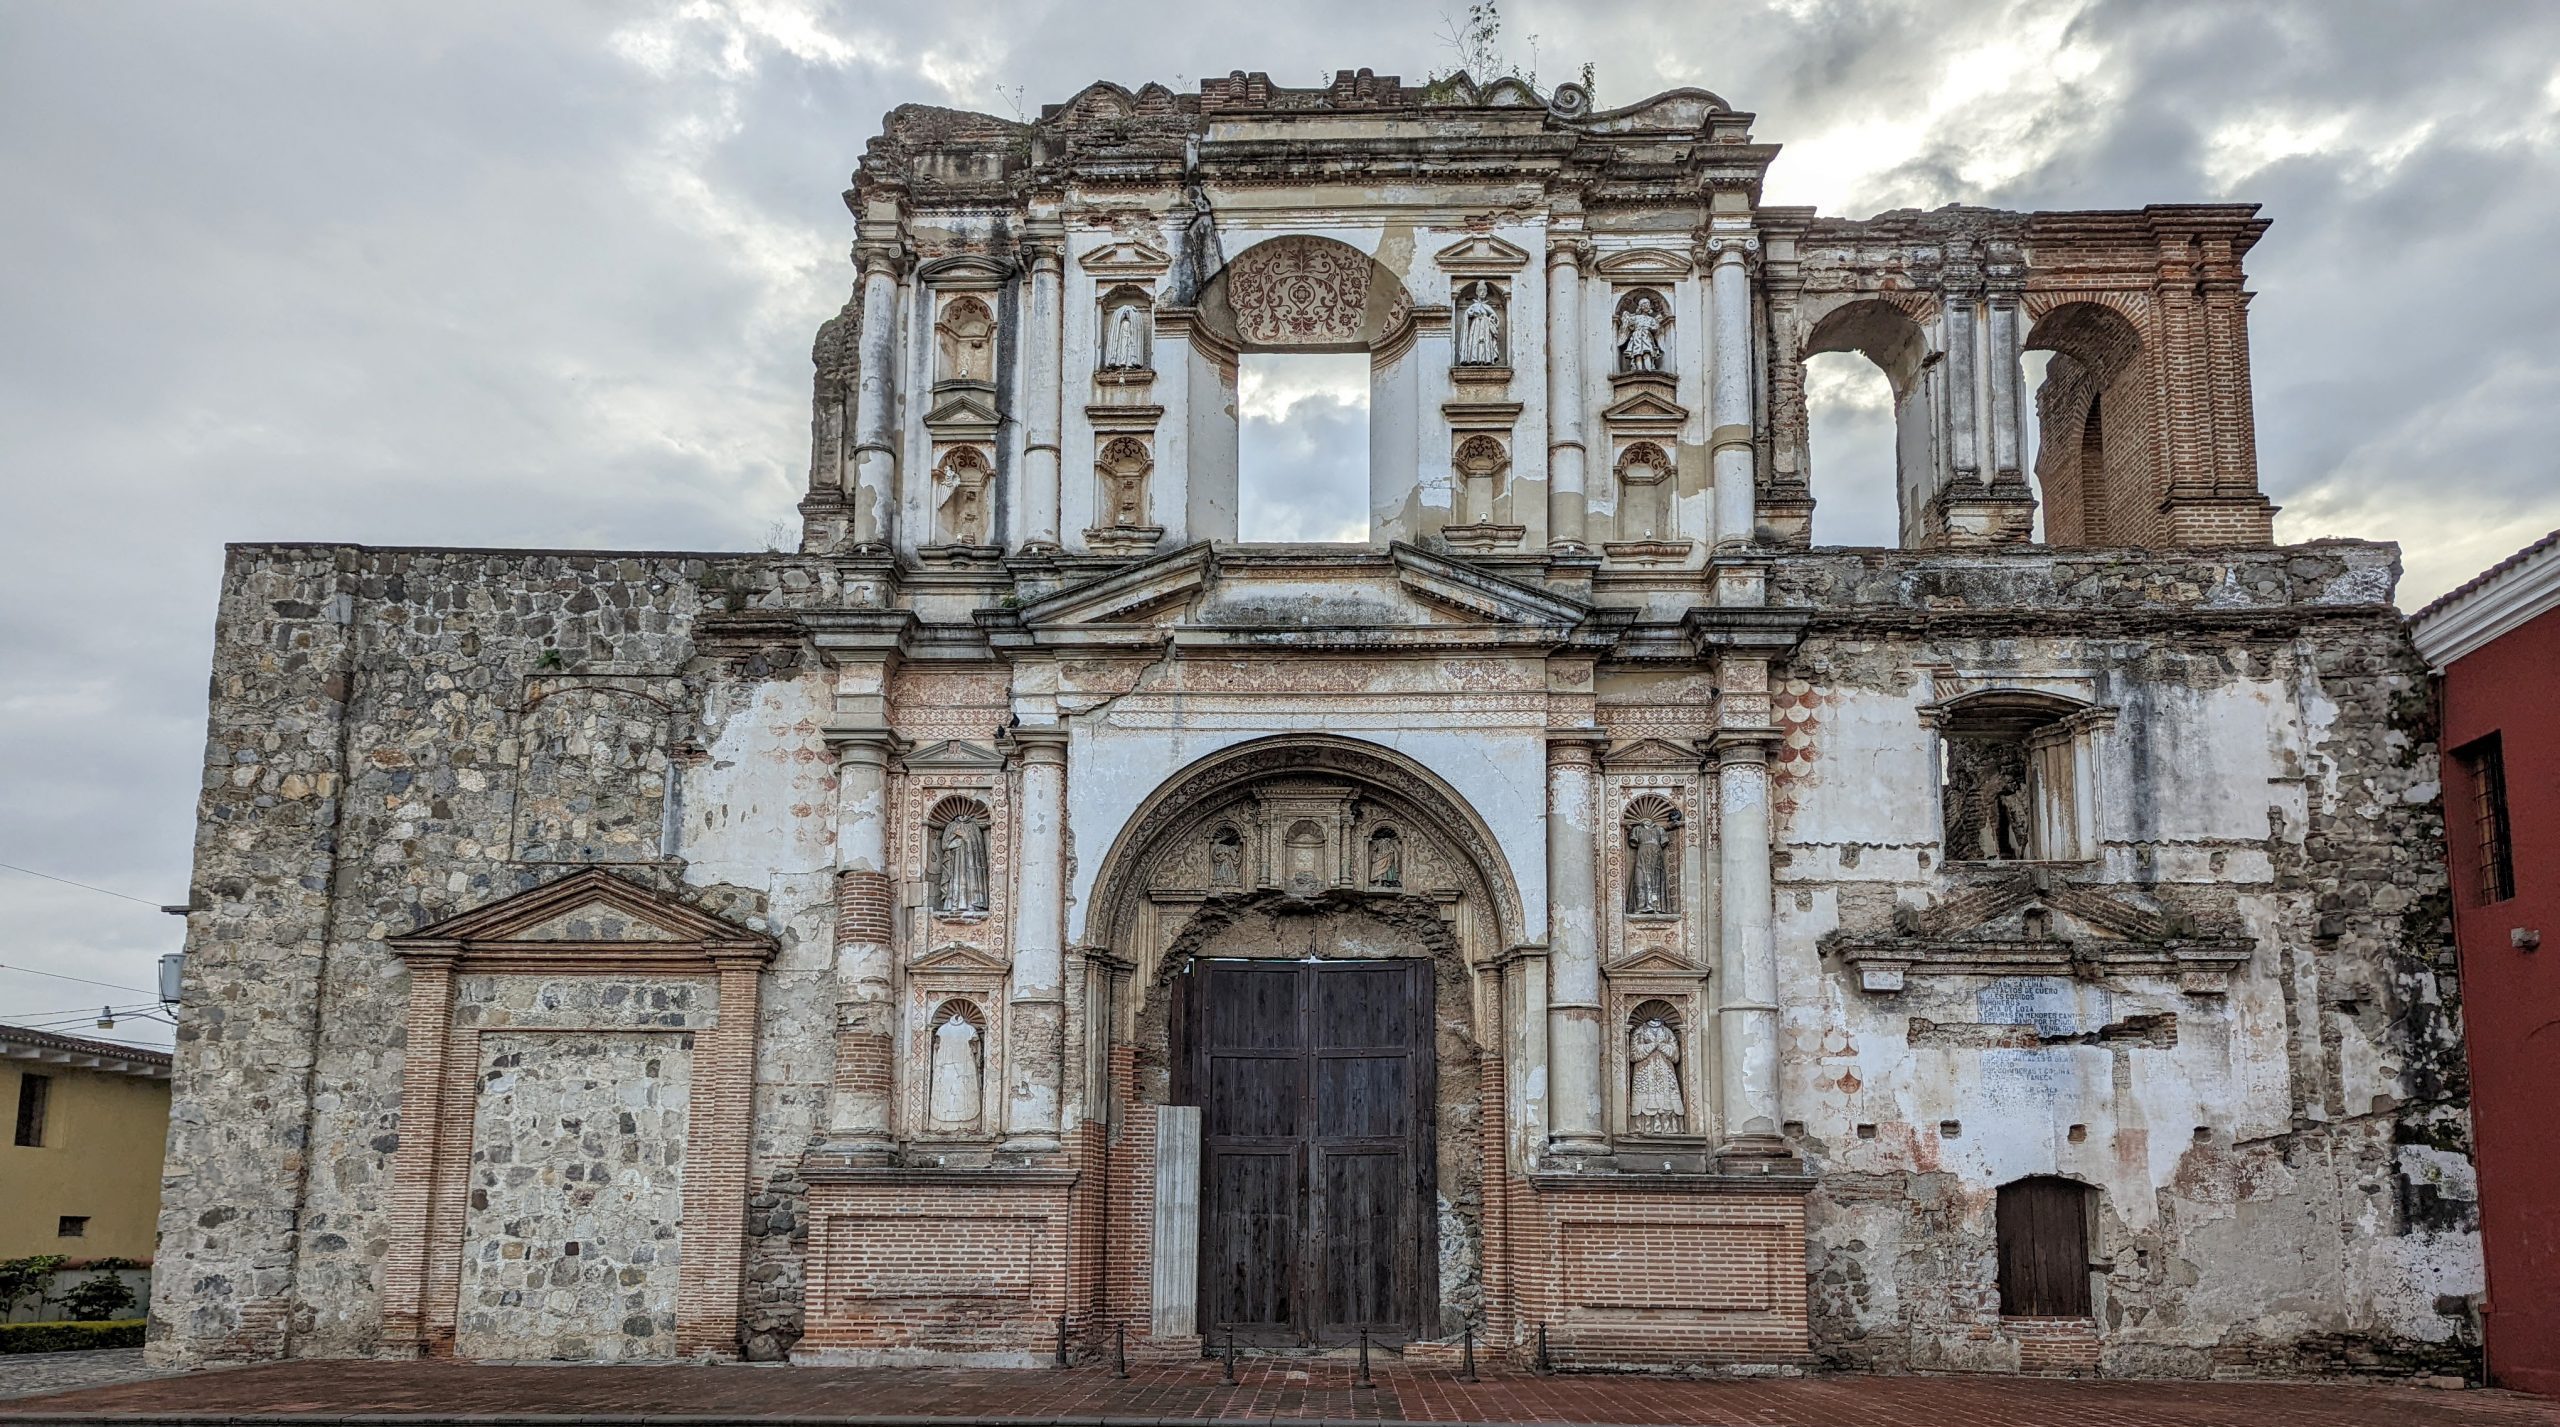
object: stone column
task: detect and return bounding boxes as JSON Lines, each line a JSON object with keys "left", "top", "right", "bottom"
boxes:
{"left": 1005, "top": 727, "right": 1069, "bottom": 1151}
{"left": 824, "top": 729, "right": 898, "bottom": 1150}
{"left": 1986, "top": 296, "right": 2025, "bottom": 487}
{"left": 849, "top": 245, "right": 905, "bottom": 551}
{"left": 1708, "top": 237, "right": 1759, "bottom": 550}
{"left": 1708, "top": 724, "right": 1784, "bottom": 1154}
{"left": 1544, "top": 733, "right": 1606, "bottom": 1154}
{"left": 1544, "top": 238, "right": 1589, "bottom": 550}
{"left": 1944, "top": 293, "right": 1981, "bottom": 489}
{"left": 1021, "top": 236, "right": 1065, "bottom": 551}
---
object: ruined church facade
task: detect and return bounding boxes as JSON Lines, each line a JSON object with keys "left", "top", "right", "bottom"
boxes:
{"left": 153, "top": 71, "right": 2482, "bottom": 1378}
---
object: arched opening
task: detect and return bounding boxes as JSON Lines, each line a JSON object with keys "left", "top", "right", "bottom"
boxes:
{"left": 1922, "top": 689, "right": 2108, "bottom": 864}
{"left": 1996, "top": 1175, "right": 2096, "bottom": 1318}
{"left": 1195, "top": 236, "right": 1420, "bottom": 546}
{"left": 2026, "top": 301, "right": 2148, "bottom": 546}
{"left": 1801, "top": 298, "right": 1935, "bottom": 548}
{"left": 1082, "top": 735, "right": 1526, "bottom": 1348}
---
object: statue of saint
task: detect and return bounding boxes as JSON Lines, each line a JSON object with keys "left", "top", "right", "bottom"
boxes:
{"left": 1209, "top": 828, "right": 1242, "bottom": 888}
{"left": 1997, "top": 780, "right": 2034, "bottom": 860}
{"left": 1457, "top": 283, "right": 1503, "bottom": 366}
{"left": 1368, "top": 827, "right": 1402, "bottom": 888}
{"left": 935, "top": 816, "right": 989, "bottom": 913}
{"left": 1615, "top": 294, "right": 1666, "bottom": 374}
{"left": 1629, "top": 1017, "right": 1684, "bottom": 1134}
{"left": 1103, "top": 303, "right": 1148, "bottom": 371}
{"left": 1626, "top": 816, "right": 1673, "bottom": 914}
{"left": 927, "top": 1010, "right": 982, "bottom": 1132}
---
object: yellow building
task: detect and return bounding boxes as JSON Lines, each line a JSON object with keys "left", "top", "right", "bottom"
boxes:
{"left": 1, "top": 1024, "right": 171, "bottom": 1262}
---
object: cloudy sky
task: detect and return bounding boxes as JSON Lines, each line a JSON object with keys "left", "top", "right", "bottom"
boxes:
{"left": 5, "top": 0, "right": 2558, "bottom": 1046}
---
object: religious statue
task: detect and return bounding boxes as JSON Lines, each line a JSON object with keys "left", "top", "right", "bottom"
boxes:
{"left": 1626, "top": 815, "right": 1675, "bottom": 914}
{"left": 1209, "top": 827, "right": 1242, "bottom": 888}
{"left": 1615, "top": 294, "right": 1666, "bottom": 374}
{"left": 1996, "top": 779, "right": 2035, "bottom": 860}
{"left": 1368, "top": 827, "right": 1403, "bottom": 888}
{"left": 1456, "top": 282, "right": 1503, "bottom": 366}
{"left": 1629, "top": 1016, "right": 1684, "bottom": 1134}
{"left": 1102, "top": 302, "right": 1149, "bottom": 371}
{"left": 927, "top": 1008, "right": 983, "bottom": 1132}
{"left": 934, "top": 815, "right": 989, "bottom": 914}
{"left": 935, "top": 448, "right": 992, "bottom": 547}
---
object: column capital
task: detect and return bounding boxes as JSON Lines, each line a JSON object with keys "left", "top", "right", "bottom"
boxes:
{"left": 1699, "top": 232, "right": 1761, "bottom": 266}
{"left": 822, "top": 723, "right": 903, "bottom": 764}
{"left": 853, "top": 240, "right": 911, "bottom": 279}
{"left": 1546, "top": 236, "right": 1592, "bottom": 270}
{"left": 1002, "top": 724, "right": 1070, "bottom": 766}
{"left": 1543, "top": 730, "right": 1609, "bottom": 766}
{"left": 1701, "top": 729, "right": 1780, "bottom": 764}
{"left": 1020, "top": 238, "right": 1066, "bottom": 272}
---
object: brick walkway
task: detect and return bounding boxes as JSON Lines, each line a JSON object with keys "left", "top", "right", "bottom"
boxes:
{"left": 0, "top": 1360, "right": 2550, "bottom": 1426}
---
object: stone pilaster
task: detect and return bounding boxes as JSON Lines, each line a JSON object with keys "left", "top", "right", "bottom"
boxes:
{"left": 1544, "top": 732, "right": 1607, "bottom": 1154}
{"left": 849, "top": 241, "right": 905, "bottom": 551}
{"left": 1020, "top": 233, "right": 1064, "bottom": 552}
{"left": 1706, "top": 235, "right": 1759, "bottom": 551}
{"left": 1545, "top": 237, "right": 1590, "bottom": 551}
{"left": 1004, "top": 726, "right": 1069, "bottom": 1152}
{"left": 1706, "top": 701, "right": 1785, "bottom": 1160}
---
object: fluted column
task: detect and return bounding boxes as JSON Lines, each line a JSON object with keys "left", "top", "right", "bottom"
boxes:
{"left": 1708, "top": 726, "right": 1783, "bottom": 1153}
{"left": 1005, "top": 727, "right": 1069, "bottom": 1151}
{"left": 1707, "top": 236, "right": 1759, "bottom": 550}
{"left": 1544, "top": 238, "right": 1589, "bottom": 551}
{"left": 824, "top": 729, "right": 897, "bottom": 1148}
{"left": 1020, "top": 236, "right": 1064, "bottom": 551}
{"left": 1544, "top": 733, "right": 1605, "bottom": 1153}
{"left": 849, "top": 245, "right": 905, "bottom": 551}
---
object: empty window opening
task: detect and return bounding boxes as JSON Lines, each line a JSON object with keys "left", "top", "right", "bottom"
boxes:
{"left": 1997, "top": 1176, "right": 2095, "bottom": 1317}
{"left": 57, "top": 1215, "right": 88, "bottom": 1238}
{"left": 13, "top": 1073, "right": 48, "bottom": 1147}
{"left": 1802, "top": 352, "right": 1901, "bottom": 547}
{"left": 2459, "top": 734, "right": 2515, "bottom": 905}
{"left": 1237, "top": 352, "right": 1369, "bottom": 542}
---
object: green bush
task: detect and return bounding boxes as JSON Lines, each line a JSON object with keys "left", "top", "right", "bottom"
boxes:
{"left": 0, "top": 1319, "right": 146, "bottom": 1355}
{"left": 60, "top": 1272, "right": 136, "bottom": 1322}
{"left": 0, "top": 1256, "right": 68, "bottom": 1317}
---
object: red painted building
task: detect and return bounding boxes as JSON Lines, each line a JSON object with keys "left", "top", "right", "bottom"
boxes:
{"left": 2412, "top": 530, "right": 2560, "bottom": 1396}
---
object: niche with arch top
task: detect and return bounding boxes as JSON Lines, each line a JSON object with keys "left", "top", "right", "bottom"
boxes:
{"left": 1613, "top": 441, "right": 1675, "bottom": 544}
{"left": 1611, "top": 288, "right": 1674, "bottom": 377}
{"left": 922, "top": 997, "right": 990, "bottom": 1138}
{"left": 1097, "top": 285, "right": 1154, "bottom": 376}
{"left": 925, "top": 794, "right": 995, "bottom": 916}
{"left": 935, "top": 295, "right": 997, "bottom": 388}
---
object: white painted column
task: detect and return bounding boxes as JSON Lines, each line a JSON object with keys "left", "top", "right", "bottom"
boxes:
{"left": 1021, "top": 239, "right": 1065, "bottom": 551}
{"left": 1544, "top": 239, "right": 1589, "bottom": 550}
{"left": 1986, "top": 296, "right": 2026, "bottom": 486}
{"left": 1945, "top": 295, "right": 1982, "bottom": 486}
{"left": 825, "top": 730, "right": 897, "bottom": 1146}
{"left": 849, "top": 247, "right": 904, "bottom": 551}
{"left": 1544, "top": 734, "right": 1605, "bottom": 1153}
{"left": 1711, "top": 730, "right": 1783, "bottom": 1150}
{"left": 1006, "top": 727, "right": 1068, "bottom": 1151}
{"left": 1708, "top": 238, "right": 1759, "bottom": 550}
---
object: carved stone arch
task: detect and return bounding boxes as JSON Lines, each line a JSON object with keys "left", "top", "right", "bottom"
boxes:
{"left": 1195, "top": 234, "right": 1417, "bottom": 355}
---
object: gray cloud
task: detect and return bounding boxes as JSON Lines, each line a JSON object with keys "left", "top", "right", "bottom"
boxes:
{"left": 4, "top": 0, "right": 2554, "bottom": 1041}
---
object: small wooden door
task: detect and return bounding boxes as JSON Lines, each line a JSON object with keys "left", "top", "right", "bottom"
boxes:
{"left": 1179, "top": 958, "right": 1436, "bottom": 1347}
{"left": 1996, "top": 1176, "right": 2094, "bottom": 1317}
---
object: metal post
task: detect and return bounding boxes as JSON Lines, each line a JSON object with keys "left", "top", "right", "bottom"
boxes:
{"left": 1055, "top": 1315, "right": 1067, "bottom": 1368}
{"left": 1113, "top": 1322, "right": 1128, "bottom": 1379}
{"left": 1356, "top": 1327, "right": 1374, "bottom": 1389}
{"left": 1223, "top": 1327, "right": 1237, "bottom": 1384}
{"left": 1460, "top": 1321, "right": 1477, "bottom": 1382}
{"left": 1536, "top": 1321, "right": 1551, "bottom": 1374}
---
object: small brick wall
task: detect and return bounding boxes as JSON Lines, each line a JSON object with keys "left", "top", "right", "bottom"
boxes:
{"left": 797, "top": 1170, "right": 1077, "bottom": 1366}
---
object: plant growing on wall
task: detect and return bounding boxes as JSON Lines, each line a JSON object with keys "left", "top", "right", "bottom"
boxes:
{"left": 0, "top": 1256, "right": 67, "bottom": 1318}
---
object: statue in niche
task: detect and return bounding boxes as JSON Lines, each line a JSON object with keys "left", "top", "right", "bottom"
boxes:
{"left": 1944, "top": 736, "right": 2033, "bottom": 861}
{"left": 1209, "top": 826, "right": 1242, "bottom": 888}
{"left": 1615, "top": 293, "right": 1667, "bottom": 375}
{"left": 1096, "top": 437, "right": 1152, "bottom": 529}
{"left": 1997, "top": 778, "right": 2035, "bottom": 860}
{"left": 1368, "top": 827, "right": 1403, "bottom": 888}
{"left": 1628, "top": 1014, "right": 1684, "bottom": 1134}
{"left": 1102, "top": 302, "right": 1149, "bottom": 371}
{"left": 934, "top": 448, "right": 992, "bottom": 546}
{"left": 927, "top": 1005, "right": 983, "bottom": 1132}
{"left": 1457, "top": 282, "right": 1504, "bottom": 366}
{"left": 937, "top": 297, "right": 994, "bottom": 385}
{"left": 933, "top": 814, "right": 990, "bottom": 914}
{"left": 1284, "top": 820, "right": 1325, "bottom": 891}
{"left": 1626, "top": 811, "right": 1677, "bottom": 914}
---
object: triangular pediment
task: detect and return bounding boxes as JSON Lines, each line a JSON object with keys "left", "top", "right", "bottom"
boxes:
{"left": 1010, "top": 540, "right": 1216, "bottom": 628}
{"left": 1611, "top": 947, "right": 1697, "bottom": 974}
{"left": 1387, "top": 543, "right": 1592, "bottom": 629}
{"left": 1079, "top": 239, "right": 1174, "bottom": 278}
{"left": 1603, "top": 737, "right": 1701, "bottom": 769}
{"left": 924, "top": 386, "right": 1001, "bottom": 430}
{"left": 911, "top": 942, "right": 1009, "bottom": 974}
{"left": 1592, "top": 247, "right": 1694, "bottom": 279}
{"left": 1601, "top": 388, "right": 1691, "bottom": 427}
{"left": 899, "top": 738, "right": 1006, "bottom": 771}
{"left": 389, "top": 868, "right": 774, "bottom": 957}
{"left": 1434, "top": 234, "right": 1532, "bottom": 274}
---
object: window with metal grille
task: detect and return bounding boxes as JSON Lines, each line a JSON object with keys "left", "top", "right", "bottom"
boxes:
{"left": 1996, "top": 1176, "right": 2094, "bottom": 1317}
{"left": 12, "top": 1073, "right": 49, "bottom": 1147}
{"left": 2459, "top": 734, "right": 2515, "bottom": 905}
{"left": 57, "top": 1215, "right": 87, "bottom": 1238}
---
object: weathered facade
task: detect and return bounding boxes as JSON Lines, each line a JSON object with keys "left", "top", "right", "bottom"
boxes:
{"left": 152, "top": 70, "right": 2483, "bottom": 1378}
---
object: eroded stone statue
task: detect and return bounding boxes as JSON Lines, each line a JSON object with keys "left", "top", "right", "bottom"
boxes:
{"left": 935, "top": 816, "right": 989, "bottom": 913}
{"left": 1627, "top": 817, "right": 1673, "bottom": 914}
{"left": 1629, "top": 1017, "right": 1683, "bottom": 1134}
{"left": 927, "top": 1011, "right": 982, "bottom": 1132}
{"left": 1457, "top": 282, "right": 1503, "bottom": 366}
{"left": 1616, "top": 295, "right": 1665, "bottom": 374}
{"left": 1103, "top": 303, "right": 1148, "bottom": 371}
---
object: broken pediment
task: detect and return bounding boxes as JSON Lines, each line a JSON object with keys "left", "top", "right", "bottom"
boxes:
{"left": 387, "top": 868, "right": 775, "bottom": 965}
{"left": 1826, "top": 872, "right": 2252, "bottom": 995}
{"left": 1434, "top": 233, "right": 1533, "bottom": 275}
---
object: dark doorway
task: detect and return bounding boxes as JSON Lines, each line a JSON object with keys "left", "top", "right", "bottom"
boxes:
{"left": 1176, "top": 957, "right": 1437, "bottom": 1346}
{"left": 1996, "top": 1175, "right": 2095, "bottom": 1317}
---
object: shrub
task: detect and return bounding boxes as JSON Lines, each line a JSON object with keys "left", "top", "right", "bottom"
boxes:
{"left": 60, "top": 1272, "right": 136, "bottom": 1322}
{"left": 0, "top": 1319, "right": 146, "bottom": 1355}
{"left": 0, "top": 1256, "right": 68, "bottom": 1317}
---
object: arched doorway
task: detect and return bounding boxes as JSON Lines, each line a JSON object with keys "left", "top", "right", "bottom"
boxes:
{"left": 1084, "top": 736, "right": 1525, "bottom": 1348}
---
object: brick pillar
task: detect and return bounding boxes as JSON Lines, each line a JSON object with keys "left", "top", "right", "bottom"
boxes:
{"left": 825, "top": 730, "right": 897, "bottom": 1150}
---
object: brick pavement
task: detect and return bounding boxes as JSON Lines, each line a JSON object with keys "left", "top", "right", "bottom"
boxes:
{"left": 0, "top": 1359, "right": 2550, "bottom": 1426}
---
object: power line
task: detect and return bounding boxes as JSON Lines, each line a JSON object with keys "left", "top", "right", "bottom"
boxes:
{"left": 0, "top": 860, "right": 169, "bottom": 910}
{"left": 0, "top": 963, "right": 156, "bottom": 996}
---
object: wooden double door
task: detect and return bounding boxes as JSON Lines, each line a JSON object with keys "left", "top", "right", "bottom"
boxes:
{"left": 1176, "top": 958, "right": 1438, "bottom": 1347}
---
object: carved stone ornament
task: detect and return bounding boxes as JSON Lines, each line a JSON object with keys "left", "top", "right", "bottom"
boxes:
{"left": 1456, "top": 281, "right": 1504, "bottom": 366}
{"left": 1102, "top": 296, "right": 1151, "bottom": 372}
{"left": 1368, "top": 826, "right": 1403, "bottom": 888}
{"left": 1624, "top": 794, "right": 1682, "bottom": 915}
{"left": 932, "top": 448, "right": 994, "bottom": 547}
{"left": 1615, "top": 290, "right": 1669, "bottom": 375}
{"left": 1222, "top": 235, "right": 1404, "bottom": 348}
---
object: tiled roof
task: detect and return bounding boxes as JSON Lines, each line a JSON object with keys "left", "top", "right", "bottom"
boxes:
{"left": 0, "top": 1021, "right": 172, "bottom": 1077}
{"left": 2409, "top": 527, "right": 2560, "bottom": 624}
